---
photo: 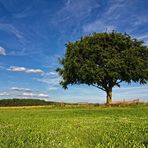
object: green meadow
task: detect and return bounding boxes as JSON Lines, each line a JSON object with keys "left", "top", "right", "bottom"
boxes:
{"left": 0, "top": 105, "right": 148, "bottom": 148}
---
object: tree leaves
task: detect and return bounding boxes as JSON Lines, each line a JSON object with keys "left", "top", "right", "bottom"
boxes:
{"left": 57, "top": 31, "right": 148, "bottom": 102}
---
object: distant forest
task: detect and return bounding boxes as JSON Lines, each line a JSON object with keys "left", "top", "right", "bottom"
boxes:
{"left": 0, "top": 99, "right": 56, "bottom": 107}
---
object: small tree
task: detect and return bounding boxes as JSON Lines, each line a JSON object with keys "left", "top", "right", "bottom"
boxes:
{"left": 57, "top": 31, "right": 148, "bottom": 104}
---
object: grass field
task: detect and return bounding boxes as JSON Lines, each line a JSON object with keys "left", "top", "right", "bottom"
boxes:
{"left": 0, "top": 105, "right": 148, "bottom": 148}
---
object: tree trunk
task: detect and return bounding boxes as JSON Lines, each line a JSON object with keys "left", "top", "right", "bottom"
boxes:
{"left": 106, "top": 88, "right": 112, "bottom": 105}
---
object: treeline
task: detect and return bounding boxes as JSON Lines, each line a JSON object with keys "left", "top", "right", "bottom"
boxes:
{"left": 0, "top": 99, "right": 56, "bottom": 107}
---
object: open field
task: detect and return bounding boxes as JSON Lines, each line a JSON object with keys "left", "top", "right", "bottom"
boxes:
{"left": 0, "top": 105, "right": 148, "bottom": 148}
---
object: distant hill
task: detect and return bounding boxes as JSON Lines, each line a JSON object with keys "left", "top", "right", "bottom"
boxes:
{"left": 0, "top": 99, "right": 56, "bottom": 107}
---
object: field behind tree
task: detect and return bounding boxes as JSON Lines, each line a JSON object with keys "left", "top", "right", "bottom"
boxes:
{"left": 0, "top": 105, "right": 148, "bottom": 148}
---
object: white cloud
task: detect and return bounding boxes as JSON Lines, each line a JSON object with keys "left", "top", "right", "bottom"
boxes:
{"left": 48, "top": 87, "right": 59, "bottom": 90}
{"left": 45, "top": 72, "right": 59, "bottom": 77}
{"left": 0, "top": 88, "right": 49, "bottom": 99}
{"left": 0, "top": 92, "right": 9, "bottom": 96}
{"left": 21, "top": 92, "right": 49, "bottom": 98}
{"left": 37, "top": 93, "right": 49, "bottom": 97}
{"left": 8, "top": 66, "right": 44, "bottom": 74}
{"left": 8, "top": 66, "right": 26, "bottom": 72}
{"left": 25, "top": 69, "right": 44, "bottom": 74}
{"left": 0, "top": 47, "right": 6, "bottom": 55}
{"left": 10, "top": 87, "right": 32, "bottom": 92}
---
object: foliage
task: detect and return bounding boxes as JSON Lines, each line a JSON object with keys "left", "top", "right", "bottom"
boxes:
{"left": 57, "top": 31, "right": 148, "bottom": 104}
{"left": 0, "top": 105, "right": 148, "bottom": 147}
{"left": 0, "top": 99, "right": 55, "bottom": 106}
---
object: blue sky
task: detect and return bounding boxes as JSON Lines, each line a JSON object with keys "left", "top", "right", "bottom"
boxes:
{"left": 0, "top": 0, "right": 148, "bottom": 103}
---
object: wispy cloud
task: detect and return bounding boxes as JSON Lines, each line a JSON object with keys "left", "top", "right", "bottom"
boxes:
{"left": 136, "top": 34, "right": 148, "bottom": 40}
{"left": 56, "top": 0, "right": 99, "bottom": 21}
{"left": 82, "top": 0, "right": 127, "bottom": 33}
{"left": 0, "top": 23, "right": 24, "bottom": 39}
{"left": 113, "top": 85, "right": 148, "bottom": 102}
{"left": 0, "top": 46, "right": 6, "bottom": 55}
{"left": 35, "top": 71, "right": 61, "bottom": 90}
{"left": 83, "top": 20, "right": 115, "bottom": 33}
{"left": 51, "top": 0, "right": 100, "bottom": 39}
{"left": 10, "top": 87, "right": 32, "bottom": 92}
{"left": 8, "top": 48, "right": 40, "bottom": 56}
{"left": 134, "top": 34, "right": 148, "bottom": 45}
{"left": 8, "top": 66, "right": 44, "bottom": 74}
{"left": 132, "top": 16, "right": 148, "bottom": 27}
{"left": 82, "top": 0, "right": 148, "bottom": 34}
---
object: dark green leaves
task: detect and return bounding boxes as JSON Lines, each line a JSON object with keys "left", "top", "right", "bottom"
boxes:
{"left": 57, "top": 31, "right": 148, "bottom": 91}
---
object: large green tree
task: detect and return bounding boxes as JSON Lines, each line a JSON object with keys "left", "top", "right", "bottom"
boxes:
{"left": 57, "top": 32, "right": 148, "bottom": 104}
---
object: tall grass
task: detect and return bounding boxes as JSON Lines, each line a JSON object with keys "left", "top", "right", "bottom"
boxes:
{"left": 0, "top": 105, "right": 148, "bottom": 147}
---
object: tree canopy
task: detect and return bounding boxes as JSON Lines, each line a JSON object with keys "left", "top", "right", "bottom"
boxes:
{"left": 57, "top": 31, "right": 148, "bottom": 104}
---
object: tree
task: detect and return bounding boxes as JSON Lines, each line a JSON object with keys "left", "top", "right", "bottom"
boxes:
{"left": 57, "top": 31, "right": 148, "bottom": 104}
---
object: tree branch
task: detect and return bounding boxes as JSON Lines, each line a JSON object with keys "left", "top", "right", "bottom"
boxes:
{"left": 115, "top": 80, "right": 123, "bottom": 87}
{"left": 117, "top": 80, "right": 123, "bottom": 84}
{"left": 92, "top": 84, "right": 106, "bottom": 91}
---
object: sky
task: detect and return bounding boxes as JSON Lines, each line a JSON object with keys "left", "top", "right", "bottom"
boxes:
{"left": 0, "top": 0, "right": 148, "bottom": 103}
